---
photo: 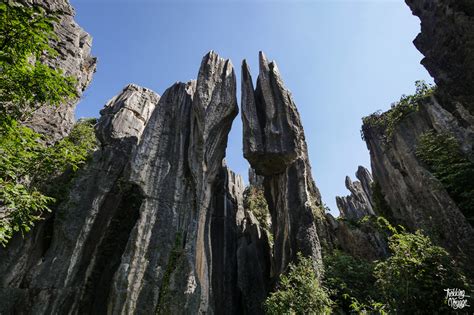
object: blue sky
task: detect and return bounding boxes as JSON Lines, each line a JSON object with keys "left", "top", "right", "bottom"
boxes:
{"left": 71, "top": 0, "right": 433, "bottom": 215}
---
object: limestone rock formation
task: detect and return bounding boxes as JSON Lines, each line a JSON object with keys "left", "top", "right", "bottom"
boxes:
{"left": 20, "top": 0, "right": 97, "bottom": 141}
{"left": 0, "top": 84, "right": 159, "bottom": 313}
{"left": 336, "top": 166, "right": 375, "bottom": 221}
{"left": 405, "top": 0, "right": 474, "bottom": 113}
{"left": 0, "top": 51, "right": 265, "bottom": 314}
{"left": 360, "top": 0, "right": 474, "bottom": 266}
{"left": 237, "top": 208, "right": 272, "bottom": 314}
{"left": 248, "top": 167, "right": 264, "bottom": 187}
{"left": 109, "top": 51, "right": 239, "bottom": 314}
{"left": 362, "top": 97, "right": 474, "bottom": 264}
{"left": 326, "top": 214, "right": 388, "bottom": 261}
{"left": 331, "top": 167, "right": 388, "bottom": 260}
{"left": 241, "top": 52, "right": 328, "bottom": 279}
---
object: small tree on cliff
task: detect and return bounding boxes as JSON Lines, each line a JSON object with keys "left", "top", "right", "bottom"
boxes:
{"left": 264, "top": 253, "right": 332, "bottom": 315}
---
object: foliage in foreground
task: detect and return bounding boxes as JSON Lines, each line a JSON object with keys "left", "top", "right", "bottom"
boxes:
{"left": 266, "top": 217, "right": 470, "bottom": 314}
{"left": 375, "top": 230, "right": 468, "bottom": 313}
{"left": 264, "top": 253, "right": 332, "bottom": 315}
{"left": 416, "top": 130, "right": 474, "bottom": 226}
{"left": 0, "top": 118, "right": 97, "bottom": 245}
{"left": 0, "top": 2, "right": 77, "bottom": 120}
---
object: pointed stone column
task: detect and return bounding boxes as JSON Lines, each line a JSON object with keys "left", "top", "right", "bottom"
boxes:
{"left": 241, "top": 52, "right": 328, "bottom": 279}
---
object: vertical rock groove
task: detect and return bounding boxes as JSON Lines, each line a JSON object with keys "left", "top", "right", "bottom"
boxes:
{"left": 241, "top": 52, "right": 328, "bottom": 280}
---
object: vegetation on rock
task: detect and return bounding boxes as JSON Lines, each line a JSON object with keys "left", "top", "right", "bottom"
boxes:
{"left": 0, "top": 2, "right": 77, "bottom": 120}
{"left": 0, "top": 118, "right": 98, "bottom": 245}
{"left": 323, "top": 250, "right": 382, "bottom": 313}
{"left": 244, "top": 185, "right": 272, "bottom": 236}
{"left": 416, "top": 130, "right": 474, "bottom": 226}
{"left": 0, "top": 2, "right": 92, "bottom": 246}
{"left": 362, "top": 80, "right": 435, "bottom": 142}
{"left": 375, "top": 229, "right": 468, "bottom": 313}
{"left": 267, "top": 216, "right": 469, "bottom": 314}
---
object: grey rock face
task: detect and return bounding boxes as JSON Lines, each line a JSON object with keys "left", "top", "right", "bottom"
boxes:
{"left": 362, "top": 97, "right": 474, "bottom": 263}
{"left": 237, "top": 209, "right": 272, "bottom": 314}
{"left": 360, "top": 0, "right": 474, "bottom": 266}
{"left": 109, "top": 51, "right": 239, "bottom": 314}
{"left": 0, "top": 85, "right": 159, "bottom": 314}
{"left": 241, "top": 52, "right": 327, "bottom": 278}
{"left": 405, "top": 0, "right": 474, "bottom": 113}
{"left": 0, "top": 51, "right": 248, "bottom": 314}
{"left": 19, "top": 0, "right": 97, "bottom": 141}
{"left": 336, "top": 166, "right": 375, "bottom": 221}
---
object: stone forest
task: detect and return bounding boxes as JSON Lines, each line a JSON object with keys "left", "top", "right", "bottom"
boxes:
{"left": 0, "top": 0, "right": 473, "bottom": 314}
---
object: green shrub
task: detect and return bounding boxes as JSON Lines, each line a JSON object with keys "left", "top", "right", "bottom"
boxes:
{"left": 264, "top": 253, "right": 332, "bottom": 315}
{"left": 323, "top": 250, "right": 382, "bottom": 313}
{"left": 416, "top": 130, "right": 474, "bottom": 226}
{"left": 374, "top": 230, "right": 469, "bottom": 314}
{"left": 244, "top": 186, "right": 271, "bottom": 231}
{"left": 362, "top": 81, "right": 434, "bottom": 142}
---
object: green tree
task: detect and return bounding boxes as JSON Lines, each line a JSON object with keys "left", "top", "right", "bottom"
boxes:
{"left": 0, "top": 1, "right": 76, "bottom": 120}
{"left": 0, "top": 2, "right": 88, "bottom": 246}
{"left": 0, "top": 118, "right": 97, "bottom": 245}
{"left": 374, "top": 230, "right": 469, "bottom": 314}
{"left": 264, "top": 253, "right": 332, "bottom": 315}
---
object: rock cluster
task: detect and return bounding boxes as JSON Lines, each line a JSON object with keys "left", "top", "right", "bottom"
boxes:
{"left": 362, "top": 96, "right": 474, "bottom": 264}
{"left": 332, "top": 167, "right": 388, "bottom": 260}
{"left": 0, "top": 84, "right": 159, "bottom": 313}
{"left": 2, "top": 0, "right": 474, "bottom": 313}
{"left": 241, "top": 52, "right": 329, "bottom": 278}
{"left": 336, "top": 166, "right": 375, "bottom": 221}
{"left": 0, "top": 49, "right": 273, "bottom": 314}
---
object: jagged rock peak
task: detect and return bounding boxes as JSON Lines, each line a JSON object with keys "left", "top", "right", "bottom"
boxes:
{"left": 242, "top": 51, "right": 304, "bottom": 175}
{"left": 241, "top": 52, "right": 325, "bottom": 279}
{"left": 95, "top": 84, "right": 160, "bottom": 146}
{"left": 336, "top": 166, "right": 375, "bottom": 221}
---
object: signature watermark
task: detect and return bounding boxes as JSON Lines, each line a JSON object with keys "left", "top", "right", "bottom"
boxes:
{"left": 444, "top": 288, "right": 471, "bottom": 310}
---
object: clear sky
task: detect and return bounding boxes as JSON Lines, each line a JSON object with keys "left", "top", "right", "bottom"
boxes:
{"left": 70, "top": 0, "right": 433, "bottom": 216}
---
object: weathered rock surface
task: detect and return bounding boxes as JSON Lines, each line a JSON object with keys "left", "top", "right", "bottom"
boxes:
{"left": 20, "top": 0, "right": 97, "bottom": 141}
{"left": 0, "top": 51, "right": 268, "bottom": 314}
{"left": 405, "top": 0, "right": 474, "bottom": 113}
{"left": 326, "top": 213, "right": 388, "bottom": 260}
{"left": 0, "top": 84, "right": 159, "bottom": 313}
{"left": 336, "top": 166, "right": 375, "bottom": 221}
{"left": 241, "top": 52, "right": 328, "bottom": 279}
{"left": 109, "top": 51, "right": 239, "bottom": 314}
{"left": 358, "top": 0, "right": 474, "bottom": 267}
{"left": 362, "top": 97, "right": 474, "bottom": 264}
{"left": 331, "top": 167, "right": 388, "bottom": 260}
